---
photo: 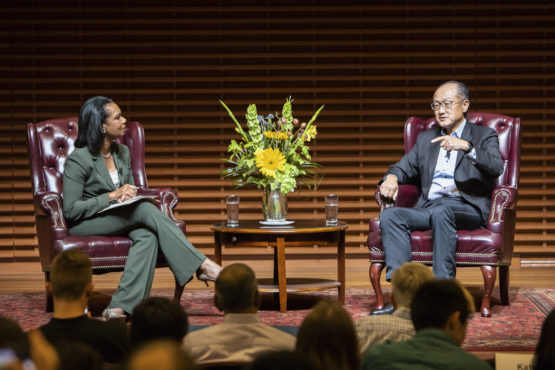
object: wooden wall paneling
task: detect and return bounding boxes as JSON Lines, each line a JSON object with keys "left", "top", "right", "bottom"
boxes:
{"left": 1, "top": 1, "right": 554, "bottom": 262}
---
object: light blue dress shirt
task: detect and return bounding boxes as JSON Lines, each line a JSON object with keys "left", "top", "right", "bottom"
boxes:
{"left": 428, "top": 120, "right": 476, "bottom": 200}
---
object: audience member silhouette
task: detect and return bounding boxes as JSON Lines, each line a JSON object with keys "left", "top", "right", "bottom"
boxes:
{"left": 361, "top": 279, "right": 491, "bottom": 370}
{"left": 56, "top": 341, "right": 102, "bottom": 370}
{"left": 245, "top": 350, "right": 314, "bottom": 370}
{"left": 39, "top": 249, "right": 129, "bottom": 363}
{"left": 356, "top": 262, "right": 435, "bottom": 354}
{"left": 0, "top": 317, "right": 59, "bottom": 370}
{"left": 533, "top": 308, "right": 555, "bottom": 370}
{"left": 26, "top": 329, "right": 60, "bottom": 370}
{"left": 295, "top": 300, "right": 359, "bottom": 370}
{"left": 129, "top": 296, "right": 189, "bottom": 348}
{"left": 0, "top": 315, "right": 32, "bottom": 369}
{"left": 127, "top": 339, "right": 194, "bottom": 370}
{"left": 182, "top": 263, "right": 295, "bottom": 364}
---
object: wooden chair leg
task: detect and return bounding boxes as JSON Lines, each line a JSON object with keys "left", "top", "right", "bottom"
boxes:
{"left": 172, "top": 275, "right": 186, "bottom": 303}
{"left": 480, "top": 265, "right": 496, "bottom": 317}
{"left": 499, "top": 265, "right": 510, "bottom": 306}
{"left": 369, "top": 262, "right": 385, "bottom": 310}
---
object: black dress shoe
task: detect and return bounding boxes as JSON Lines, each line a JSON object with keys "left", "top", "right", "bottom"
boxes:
{"left": 370, "top": 303, "right": 395, "bottom": 315}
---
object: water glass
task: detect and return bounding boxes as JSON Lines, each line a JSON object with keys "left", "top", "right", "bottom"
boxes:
{"left": 226, "top": 195, "right": 240, "bottom": 226}
{"left": 325, "top": 194, "right": 338, "bottom": 225}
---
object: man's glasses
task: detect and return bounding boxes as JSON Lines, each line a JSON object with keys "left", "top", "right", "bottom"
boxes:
{"left": 430, "top": 100, "right": 464, "bottom": 111}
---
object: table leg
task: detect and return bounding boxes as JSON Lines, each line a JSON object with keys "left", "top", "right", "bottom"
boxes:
{"left": 338, "top": 229, "right": 346, "bottom": 303}
{"left": 276, "top": 237, "right": 287, "bottom": 312}
{"left": 214, "top": 232, "right": 222, "bottom": 266}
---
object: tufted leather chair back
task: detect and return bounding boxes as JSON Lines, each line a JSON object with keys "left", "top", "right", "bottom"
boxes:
{"left": 404, "top": 112, "right": 521, "bottom": 190}
{"left": 27, "top": 117, "right": 148, "bottom": 199}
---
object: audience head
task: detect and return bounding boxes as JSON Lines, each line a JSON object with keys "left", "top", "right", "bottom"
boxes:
{"left": 0, "top": 315, "right": 30, "bottom": 366}
{"left": 130, "top": 297, "right": 188, "bottom": 348}
{"left": 391, "top": 262, "right": 435, "bottom": 308}
{"left": 127, "top": 339, "right": 194, "bottom": 370}
{"left": 56, "top": 341, "right": 102, "bottom": 370}
{"left": 534, "top": 308, "right": 555, "bottom": 370}
{"left": 410, "top": 279, "right": 474, "bottom": 345}
{"left": 75, "top": 95, "right": 114, "bottom": 153}
{"left": 214, "top": 263, "right": 259, "bottom": 314}
{"left": 48, "top": 248, "right": 93, "bottom": 302}
{"left": 295, "top": 300, "right": 359, "bottom": 370}
{"left": 246, "top": 350, "right": 314, "bottom": 370}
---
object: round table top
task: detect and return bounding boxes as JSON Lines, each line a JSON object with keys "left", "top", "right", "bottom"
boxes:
{"left": 211, "top": 220, "right": 348, "bottom": 234}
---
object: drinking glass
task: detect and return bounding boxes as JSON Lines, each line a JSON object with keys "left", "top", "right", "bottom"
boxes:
{"left": 226, "top": 195, "right": 240, "bottom": 226}
{"left": 325, "top": 194, "right": 338, "bottom": 225}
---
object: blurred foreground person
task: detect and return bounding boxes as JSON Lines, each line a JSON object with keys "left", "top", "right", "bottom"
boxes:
{"left": 356, "top": 262, "right": 434, "bottom": 354}
{"left": 183, "top": 263, "right": 295, "bottom": 364}
{"left": 361, "top": 279, "right": 491, "bottom": 370}
{"left": 533, "top": 308, "right": 555, "bottom": 370}
{"left": 295, "top": 300, "right": 359, "bottom": 370}
{"left": 39, "top": 249, "right": 129, "bottom": 363}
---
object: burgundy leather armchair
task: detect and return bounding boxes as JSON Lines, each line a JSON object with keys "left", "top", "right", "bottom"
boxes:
{"left": 27, "top": 118, "right": 187, "bottom": 311}
{"left": 368, "top": 112, "right": 521, "bottom": 317}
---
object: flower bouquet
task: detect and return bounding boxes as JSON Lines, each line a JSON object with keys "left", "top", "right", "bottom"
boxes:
{"left": 220, "top": 97, "right": 324, "bottom": 222}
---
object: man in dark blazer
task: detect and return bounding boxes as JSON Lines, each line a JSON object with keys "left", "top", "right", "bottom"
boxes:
{"left": 377, "top": 81, "right": 504, "bottom": 313}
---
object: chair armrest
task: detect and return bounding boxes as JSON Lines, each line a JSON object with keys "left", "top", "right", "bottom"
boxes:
{"left": 487, "top": 185, "right": 518, "bottom": 227}
{"left": 34, "top": 191, "right": 67, "bottom": 230}
{"left": 137, "top": 187, "right": 185, "bottom": 228}
{"left": 374, "top": 184, "right": 420, "bottom": 212}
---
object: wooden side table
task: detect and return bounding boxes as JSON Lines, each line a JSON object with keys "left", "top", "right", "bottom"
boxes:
{"left": 211, "top": 220, "right": 348, "bottom": 313}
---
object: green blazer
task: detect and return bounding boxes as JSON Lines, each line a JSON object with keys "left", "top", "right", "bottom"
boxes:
{"left": 63, "top": 143, "right": 134, "bottom": 224}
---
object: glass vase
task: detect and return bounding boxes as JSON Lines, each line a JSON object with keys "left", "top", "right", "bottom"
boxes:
{"left": 262, "top": 186, "right": 288, "bottom": 223}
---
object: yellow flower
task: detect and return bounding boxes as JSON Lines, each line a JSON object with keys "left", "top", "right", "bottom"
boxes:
{"left": 263, "top": 131, "right": 290, "bottom": 140}
{"left": 255, "top": 148, "right": 286, "bottom": 178}
{"left": 305, "top": 125, "right": 317, "bottom": 141}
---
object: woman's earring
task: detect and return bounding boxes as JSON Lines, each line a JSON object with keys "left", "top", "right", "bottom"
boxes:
{"left": 102, "top": 128, "right": 106, "bottom": 134}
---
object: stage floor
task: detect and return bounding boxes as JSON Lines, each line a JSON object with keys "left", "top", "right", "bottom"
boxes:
{"left": 1, "top": 259, "right": 554, "bottom": 294}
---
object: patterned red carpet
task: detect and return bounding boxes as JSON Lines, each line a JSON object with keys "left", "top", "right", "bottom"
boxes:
{"left": 1, "top": 287, "right": 552, "bottom": 351}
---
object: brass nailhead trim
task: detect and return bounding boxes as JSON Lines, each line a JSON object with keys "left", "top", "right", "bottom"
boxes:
{"left": 489, "top": 189, "right": 510, "bottom": 224}
{"left": 42, "top": 194, "right": 66, "bottom": 228}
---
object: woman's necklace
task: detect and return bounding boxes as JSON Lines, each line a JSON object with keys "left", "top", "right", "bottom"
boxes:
{"left": 102, "top": 151, "right": 112, "bottom": 159}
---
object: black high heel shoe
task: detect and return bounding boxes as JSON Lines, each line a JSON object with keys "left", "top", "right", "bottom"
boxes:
{"left": 196, "top": 270, "right": 216, "bottom": 287}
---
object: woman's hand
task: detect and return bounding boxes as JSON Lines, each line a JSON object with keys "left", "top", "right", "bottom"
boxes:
{"left": 109, "top": 184, "right": 137, "bottom": 203}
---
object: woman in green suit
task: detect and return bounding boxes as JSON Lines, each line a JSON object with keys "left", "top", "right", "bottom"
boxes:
{"left": 63, "top": 96, "right": 221, "bottom": 320}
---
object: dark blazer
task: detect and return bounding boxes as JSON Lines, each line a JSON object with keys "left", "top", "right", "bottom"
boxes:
{"left": 63, "top": 143, "right": 134, "bottom": 224}
{"left": 384, "top": 121, "right": 504, "bottom": 223}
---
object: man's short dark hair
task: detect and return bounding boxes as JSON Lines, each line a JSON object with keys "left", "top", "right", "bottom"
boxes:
{"left": 410, "top": 279, "right": 472, "bottom": 331}
{"left": 129, "top": 297, "right": 188, "bottom": 348}
{"left": 436, "top": 80, "right": 470, "bottom": 101}
{"left": 50, "top": 249, "right": 92, "bottom": 300}
{"left": 215, "top": 263, "right": 258, "bottom": 313}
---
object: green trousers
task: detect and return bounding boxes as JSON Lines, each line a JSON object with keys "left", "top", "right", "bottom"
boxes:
{"left": 69, "top": 200, "right": 205, "bottom": 314}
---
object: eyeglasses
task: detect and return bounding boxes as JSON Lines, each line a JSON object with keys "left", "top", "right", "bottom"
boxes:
{"left": 430, "top": 100, "right": 464, "bottom": 111}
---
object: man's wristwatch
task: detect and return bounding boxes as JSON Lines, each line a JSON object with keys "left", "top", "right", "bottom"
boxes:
{"left": 464, "top": 141, "right": 474, "bottom": 154}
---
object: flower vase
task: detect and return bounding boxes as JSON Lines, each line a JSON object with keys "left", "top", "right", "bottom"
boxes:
{"left": 262, "top": 186, "right": 288, "bottom": 223}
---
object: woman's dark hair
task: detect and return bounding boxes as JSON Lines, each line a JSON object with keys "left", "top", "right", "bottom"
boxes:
{"left": 75, "top": 96, "right": 113, "bottom": 154}
{"left": 534, "top": 308, "right": 555, "bottom": 370}
{"left": 295, "top": 300, "right": 359, "bottom": 370}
